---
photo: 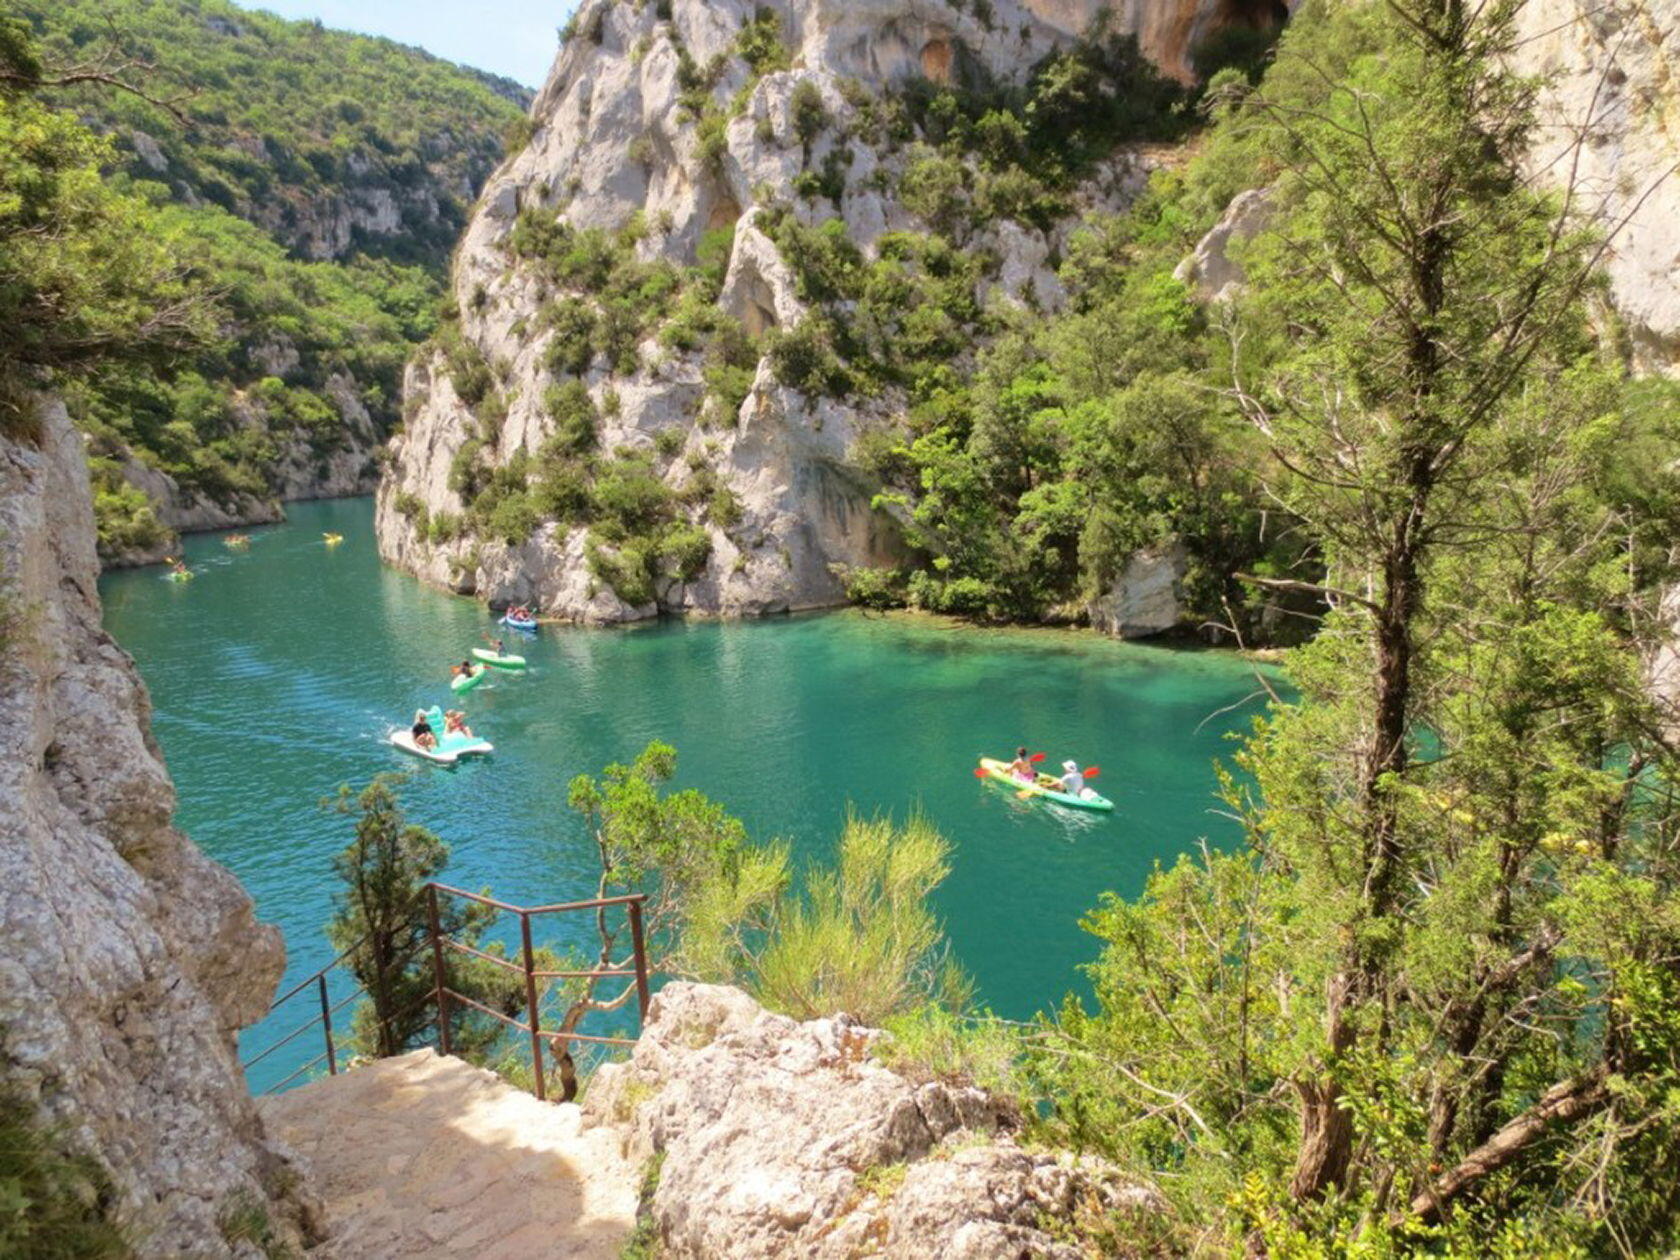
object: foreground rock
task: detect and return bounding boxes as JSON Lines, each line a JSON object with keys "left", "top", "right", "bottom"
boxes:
{"left": 583, "top": 983, "right": 1162, "bottom": 1257}
{"left": 0, "top": 398, "right": 311, "bottom": 1253}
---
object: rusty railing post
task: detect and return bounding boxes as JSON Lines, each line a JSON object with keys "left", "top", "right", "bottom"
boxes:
{"left": 427, "top": 883, "right": 452, "bottom": 1057}
{"left": 317, "top": 973, "right": 338, "bottom": 1076}
{"left": 520, "top": 911, "right": 546, "bottom": 1102}
{"left": 628, "top": 899, "right": 651, "bottom": 1020}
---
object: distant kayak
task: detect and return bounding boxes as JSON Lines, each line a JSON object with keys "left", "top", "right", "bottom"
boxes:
{"left": 165, "top": 570, "right": 194, "bottom": 583}
{"left": 450, "top": 664, "right": 487, "bottom": 693}
{"left": 472, "top": 648, "right": 526, "bottom": 669}
{"left": 323, "top": 533, "right": 343, "bottom": 545}
{"left": 391, "top": 707, "right": 492, "bottom": 764}
{"left": 224, "top": 534, "right": 250, "bottom": 549}
{"left": 500, "top": 613, "right": 537, "bottom": 631}
{"left": 976, "top": 757, "right": 1114, "bottom": 812}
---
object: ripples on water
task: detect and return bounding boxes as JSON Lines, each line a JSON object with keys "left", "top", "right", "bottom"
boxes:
{"left": 100, "top": 499, "right": 1276, "bottom": 1089}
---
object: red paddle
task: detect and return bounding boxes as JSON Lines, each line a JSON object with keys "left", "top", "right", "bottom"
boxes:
{"left": 1084, "top": 767, "right": 1101, "bottom": 779}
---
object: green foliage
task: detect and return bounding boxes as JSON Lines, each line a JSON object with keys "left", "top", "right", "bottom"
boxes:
{"left": 326, "top": 777, "right": 530, "bottom": 1062}
{"left": 19, "top": 0, "right": 521, "bottom": 267}
{"left": 0, "top": 1094, "right": 130, "bottom": 1258}
{"left": 542, "top": 381, "right": 599, "bottom": 456}
{"left": 2, "top": 5, "right": 508, "bottom": 539}
{"left": 748, "top": 812, "right": 971, "bottom": 1025}
{"left": 0, "top": 34, "right": 207, "bottom": 438}
{"left": 1027, "top": 0, "right": 1680, "bottom": 1250}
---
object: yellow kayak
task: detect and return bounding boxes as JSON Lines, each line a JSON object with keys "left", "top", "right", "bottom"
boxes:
{"left": 976, "top": 757, "right": 1113, "bottom": 812}
{"left": 323, "top": 532, "right": 343, "bottom": 545}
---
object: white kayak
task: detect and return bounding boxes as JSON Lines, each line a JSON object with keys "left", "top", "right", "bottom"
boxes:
{"left": 390, "top": 708, "right": 493, "bottom": 764}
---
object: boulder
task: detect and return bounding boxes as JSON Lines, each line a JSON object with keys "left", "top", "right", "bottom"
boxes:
{"left": 583, "top": 982, "right": 1162, "bottom": 1258}
{"left": 1087, "top": 542, "right": 1188, "bottom": 639}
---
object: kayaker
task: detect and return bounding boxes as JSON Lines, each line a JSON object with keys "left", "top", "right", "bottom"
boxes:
{"left": 445, "top": 710, "right": 473, "bottom": 738}
{"left": 1058, "top": 760, "right": 1085, "bottom": 797}
{"left": 453, "top": 659, "right": 474, "bottom": 678}
{"left": 1009, "top": 747, "right": 1035, "bottom": 783}
{"left": 411, "top": 710, "right": 437, "bottom": 751}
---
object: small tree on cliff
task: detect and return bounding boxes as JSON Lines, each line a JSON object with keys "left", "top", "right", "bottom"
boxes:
{"left": 552, "top": 743, "right": 970, "bottom": 1100}
{"left": 327, "top": 776, "right": 528, "bottom": 1060}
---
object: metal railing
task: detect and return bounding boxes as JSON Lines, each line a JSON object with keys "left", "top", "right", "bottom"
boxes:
{"left": 241, "top": 882, "right": 651, "bottom": 1101}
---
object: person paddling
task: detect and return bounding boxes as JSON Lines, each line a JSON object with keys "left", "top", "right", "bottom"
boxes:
{"left": 452, "top": 659, "right": 474, "bottom": 679}
{"left": 411, "top": 710, "right": 437, "bottom": 751}
{"left": 1058, "top": 760, "right": 1085, "bottom": 797}
{"left": 1009, "top": 746, "right": 1036, "bottom": 783}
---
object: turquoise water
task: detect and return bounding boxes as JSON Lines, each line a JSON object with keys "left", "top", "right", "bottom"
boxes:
{"left": 99, "top": 499, "right": 1273, "bottom": 1089}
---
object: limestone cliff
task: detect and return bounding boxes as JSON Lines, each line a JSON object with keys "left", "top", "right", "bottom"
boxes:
{"left": 0, "top": 399, "right": 311, "bottom": 1253}
{"left": 1512, "top": 0, "right": 1680, "bottom": 376}
{"left": 376, "top": 0, "right": 1256, "bottom": 625}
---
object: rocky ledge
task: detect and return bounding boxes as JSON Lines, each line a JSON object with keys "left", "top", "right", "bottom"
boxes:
{"left": 583, "top": 983, "right": 1162, "bottom": 1257}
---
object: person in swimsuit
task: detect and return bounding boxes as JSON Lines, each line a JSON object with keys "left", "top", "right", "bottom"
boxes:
{"left": 1009, "top": 747, "right": 1035, "bottom": 783}
{"left": 411, "top": 710, "right": 437, "bottom": 750}
{"left": 453, "top": 659, "right": 475, "bottom": 678}
{"left": 444, "top": 710, "right": 473, "bottom": 739}
{"left": 1058, "top": 760, "right": 1085, "bottom": 796}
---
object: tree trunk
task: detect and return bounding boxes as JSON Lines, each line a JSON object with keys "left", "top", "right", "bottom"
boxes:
{"left": 1410, "top": 1067, "right": 1610, "bottom": 1223}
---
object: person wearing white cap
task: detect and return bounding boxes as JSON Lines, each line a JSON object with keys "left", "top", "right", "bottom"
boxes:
{"left": 1058, "top": 760, "right": 1085, "bottom": 797}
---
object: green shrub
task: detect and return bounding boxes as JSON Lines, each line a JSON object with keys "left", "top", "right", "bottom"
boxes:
{"left": 542, "top": 381, "right": 598, "bottom": 455}
{"left": 484, "top": 492, "right": 541, "bottom": 545}
{"left": 447, "top": 437, "right": 485, "bottom": 497}
{"left": 0, "top": 1094, "right": 131, "bottom": 1259}
{"left": 790, "top": 80, "right": 827, "bottom": 153}
{"left": 737, "top": 8, "right": 790, "bottom": 75}
{"left": 543, "top": 299, "right": 598, "bottom": 376}
{"left": 840, "top": 564, "right": 907, "bottom": 610}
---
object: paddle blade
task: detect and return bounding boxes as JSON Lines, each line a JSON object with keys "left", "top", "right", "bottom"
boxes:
{"left": 972, "top": 767, "right": 989, "bottom": 778}
{"left": 1017, "top": 789, "right": 1034, "bottom": 800}
{"left": 1084, "top": 766, "right": 1101, "bottom": 779}
{"left": 1030, "top": 752, "right": 1046, "bottom": 763}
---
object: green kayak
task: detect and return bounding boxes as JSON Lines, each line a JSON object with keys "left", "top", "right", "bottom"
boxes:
{"left": 472, "top": 648, "right": 526, "bottom": 669}
{"left": 977, "top": 757, "right": 1113, "bottom": 812}
{"left": 450, "top": 665, "right": 487, "bottom": 693}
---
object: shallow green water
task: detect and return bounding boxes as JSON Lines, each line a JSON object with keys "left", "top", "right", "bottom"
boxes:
{"left": 99, "top": 499, "right": 1273, "bottom": 1090}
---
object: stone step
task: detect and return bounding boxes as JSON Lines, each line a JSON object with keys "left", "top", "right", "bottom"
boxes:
{"left": 260, "top": 1049, "right": 638, "bottom": 1258}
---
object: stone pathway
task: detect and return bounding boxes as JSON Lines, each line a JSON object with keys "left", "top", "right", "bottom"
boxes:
{"left": 260, "top": 1049, "right": 638, "bottom": 1258}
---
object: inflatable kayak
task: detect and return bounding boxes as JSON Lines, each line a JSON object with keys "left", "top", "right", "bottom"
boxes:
{"left": 450, "top": 665, "right": 487, "bottom": 693}
{"left": 500, "top": 613, "right": 538, "bottom": 631}
{"left": 165, "top": 570, "right": 194, "bottom": 583}
{"left": 472, "top": 648, "right": 527, "bottom": 669}
{"left": 976, "top": 757, "right": 1114, "bottom": 812}
{"left": 391, "top": 707, "right": 493, "bottom": 764}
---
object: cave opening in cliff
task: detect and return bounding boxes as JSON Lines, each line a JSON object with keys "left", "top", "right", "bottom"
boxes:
{"left": 1192, "top": 0, "right": 1291, "bottom": 82}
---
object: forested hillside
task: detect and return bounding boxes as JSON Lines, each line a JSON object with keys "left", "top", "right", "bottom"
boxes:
{"left": 10, "top": 0, "right": 526, "bottom": 561}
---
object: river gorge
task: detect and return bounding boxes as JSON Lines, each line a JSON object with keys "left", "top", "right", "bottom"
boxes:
{"left": 99, "top": 498, "right": 1273, "bottom": 1092}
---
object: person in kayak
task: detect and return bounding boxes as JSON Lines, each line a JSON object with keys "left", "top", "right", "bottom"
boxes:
{"left": 1009, "top": 747, "right": 1035, "bottom": 782}
{"left": 411, "top": 710, "right": 437, "bottom": 751}
{"left": 452, "top": 659, "right": 475, "bottom": 678}
{"left": 1058, "top": 760, "right": 1086, "bottom": 797}
{"left": 444, "top": 710, "right": 473, "bottom": 739}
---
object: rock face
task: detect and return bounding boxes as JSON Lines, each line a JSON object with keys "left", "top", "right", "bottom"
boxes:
{"left": 1087, "top": 541, "right": 1188, "bottom": 638}
{"left": 583, "top": 983, "right": 1160, "bottom": 1258}
{"left": 1511, "top": 0, "right": 1680, "bottom": 376}
{"left": 377, "top": 0, "right": 1261, "bottom": 624}
{"left": 0, "top": 398, "right": 310, "bottom": 1253}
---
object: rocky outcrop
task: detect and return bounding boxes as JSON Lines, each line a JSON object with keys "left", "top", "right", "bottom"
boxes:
{"left": 583, "top": 983, "right": 1161, "bottom": 1257}
{"left": 0, "top": 398, "right": 311, "bottom": 1253}
{"left": 379, "top": 0, "right": 1240, "bottom": 623}
{"left": 99, "top": 364, "right": 383, "bottom": 569}
{"left": 1087, "top": 541, "right": 1188, "bottom": 638}
{"left": 1512, "top": 0, "right": 1680, "bottom": 376}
